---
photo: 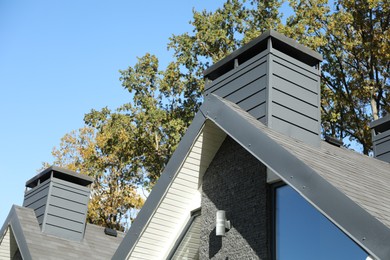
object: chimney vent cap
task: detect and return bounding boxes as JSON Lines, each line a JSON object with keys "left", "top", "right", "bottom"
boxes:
{"left": 104, "top": 227, "right": 118, "bottom": 237}
{"left": 203, "top": 29, "right": 323, "bottom": 80}
{"left": 25, "top": 166, "right": 93, "bottom": 188}
{"left": 370, "top": 115, "right": 390, "bottom": 134}
{"left": 325, "top": 135, "right": 343, "bottom": 147}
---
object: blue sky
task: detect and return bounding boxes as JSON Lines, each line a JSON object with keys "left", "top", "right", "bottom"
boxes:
{"left": 0, "top": 0, "right": 229, "bottom": 225}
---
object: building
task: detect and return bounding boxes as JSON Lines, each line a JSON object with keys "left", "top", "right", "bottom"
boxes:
{"left": 1, "top": 30, "right": 390, "bottom": 259}
{"left": 0, "top": 166, "right": 124, "bottom": 259}
{"left": 113, "top": 30, "right": 390, "bottom": 259}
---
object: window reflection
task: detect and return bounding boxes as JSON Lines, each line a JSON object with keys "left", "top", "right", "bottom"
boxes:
{"left": 275, "top": 185, "right": 368, "bottom": 260}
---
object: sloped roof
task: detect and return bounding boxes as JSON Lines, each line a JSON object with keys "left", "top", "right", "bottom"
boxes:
{"left": 114, "top": 94, "right": 390, "bottom": 260}
{"left": 0, "top": 205, "right": 124, "bottom": 260}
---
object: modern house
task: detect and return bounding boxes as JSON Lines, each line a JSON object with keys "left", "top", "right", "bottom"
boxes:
{"left": 1, "top": 30, "right": 390, "bottom": 259}
{"left": 0, "top": 166, "right": 124, "bottom": 259}
{"left": 112, "top": 30, "right": 390, "bottom": 259}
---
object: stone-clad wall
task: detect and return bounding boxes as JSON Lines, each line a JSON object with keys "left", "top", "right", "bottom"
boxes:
{"left": 200, "top": 137, "right": 270, "bottom": 259}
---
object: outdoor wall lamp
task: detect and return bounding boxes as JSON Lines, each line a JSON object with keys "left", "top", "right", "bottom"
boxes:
{"left": 216, "top": 210, "right": 231, "bottom": 236}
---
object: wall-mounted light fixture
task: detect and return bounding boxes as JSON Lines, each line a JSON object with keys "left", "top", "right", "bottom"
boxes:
{"left": 216, "top": 210, "right": 231, "bottom": 236}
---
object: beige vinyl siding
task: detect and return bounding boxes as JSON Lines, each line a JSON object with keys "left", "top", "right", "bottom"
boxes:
{"left": 128, "top": 122, "right": 226, "bottom": 259}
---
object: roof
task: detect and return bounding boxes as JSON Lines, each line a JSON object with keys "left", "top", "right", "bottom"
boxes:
{"left": 114, "top": 94, "right": 390, "bottom": 260}
{"left": 0, "top": 205, "right": 124, "bottom": 260}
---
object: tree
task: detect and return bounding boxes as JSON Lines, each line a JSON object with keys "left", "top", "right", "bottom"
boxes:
{"left": 46, "top": 123, "right": 144, "bottom": 231}
{"left": 49, "top": 0, "right": 389, "bottom": 229}
{"left": 319, "top": 0, "right": 390, "bottom": 154}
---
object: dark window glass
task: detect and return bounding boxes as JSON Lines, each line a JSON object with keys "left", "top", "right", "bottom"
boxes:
{"left": 275, "top": 185, "right": 369, "bottom": 260}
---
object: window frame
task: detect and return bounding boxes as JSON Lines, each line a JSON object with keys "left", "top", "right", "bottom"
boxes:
{"left": 167, "top": 207, "right": 201, "bottom": 260}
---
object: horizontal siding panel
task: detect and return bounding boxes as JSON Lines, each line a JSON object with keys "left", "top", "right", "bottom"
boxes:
{"left": 34, "top": 204, "right": 46, "bottom": 218}
{"left": 148, "top": 222, "right": 176, "bottom": 234}
{"left": 159, "top": 202, "right": 187, "bottom": 215}
{"left": 272, "top": 49, "right": 320, "bottom": 76}
{"left": 131, "top": 251, "right": 159, "bottom": 259}
{"left": 45, "top": 214, "right": 84, "bottom": 231}
{"left": 23, "top": 196, "right": 47, "bottom": 210}
{"left": 52, "top": 178, "right": 91, "bottom": 194}
{"left": 173, "top": 177, "right": 198, "bottom": 189}
{"left": 272, "top": 61, "right": 318, "bottom": 94}
{"left": 133, "top": 243, "right": 162, "bottom": 255}
{"left": 273, "top": 88, "right": 318, "bottom": 119}
{"left": 207, "top": 54, "right": 267, "bottom": 93}
{"left": 164, "top": 193, "right": 193, "bottom": 206}
{"left": 44, "top": 224, "right": 82, "bottom": 240}
{"left": 374, "top": 139, "right": 390, "bottom": 156}
{"left": 24, "top": 181, "right": 50, "bottom": 201}
{"left": 237, "top": 88, "right": 267, "bottom": 111}
{"left": 273, "top": 75, "right": 318, "bottom": 106}
{"left": 163, "top": 196, "right": 192, "bottom": 209}
{"left": 173, "top": 172, "right": 198, "bottom": 185}
{"left": 169, "top": 183, "right": 197, "bottom": 196}
{"left": 225, "top": 76, "right": 267, "bottom": 104}
{"left": 179, "top": 166, "right": 200, "bottom": 178}
{"left": 51, "top": 186, "right": 89, "bottom": 205}
{"left": 247, "top": 102, "right": 267, "bottom": 120}
{"left": 272, "top": 102, "right": 318, "bottom": 134}
{"left": 212, "top": 62, "right": 267, "bottom": 98}
{"left": 47, "top": 205, "right": 86, "bottom": 223}
{"left": 137, "top": 236, "right": 166, "bottom": 247}
{"left": 48, "top": 196, "right": 87, "bottom": 213}
{"left": 142, "top": 230, "right": 171, "bottom": 241}
{"left": 166, "top": 188, "right": 194, "bottom": 201}
{"left": 272, "top": 116, "right": 319, "bottom": 145}
{"left": 373, "top": 130, "right": 390, "bottom": 143}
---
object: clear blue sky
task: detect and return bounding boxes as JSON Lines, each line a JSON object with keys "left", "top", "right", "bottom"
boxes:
{"left": 0, "top": 0, "right": 227, "bottom": 225}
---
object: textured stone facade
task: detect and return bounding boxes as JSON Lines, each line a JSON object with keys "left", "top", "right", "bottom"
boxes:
{"left": 200, "top": 137, "right": 270, "bottom": 259}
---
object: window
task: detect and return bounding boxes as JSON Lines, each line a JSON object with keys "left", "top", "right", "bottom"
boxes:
{"left": 274, "top": 184, "right": 368, "bottom": 259}
{"left": 168, "top": 209, "right": 201, "bottom": 260}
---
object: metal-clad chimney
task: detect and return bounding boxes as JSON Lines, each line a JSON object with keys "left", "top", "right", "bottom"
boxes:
{"left": 370, "top": 115, "right": 390, "bottom": 162}
{"left": 23, "top": 166, "right": 93, "bottom": 241}
{"left": 203, "top": 30, "right": 323, "bottom": 146}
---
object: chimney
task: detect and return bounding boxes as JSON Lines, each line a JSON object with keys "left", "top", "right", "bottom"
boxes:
{"left": 370, "top": 115, "right": 390, "bottom": 162}
{"left": 204, "top": 30, "right": 323, "bottom": 146}
{"left": 23, "top": 166, "right": 93, "bottom": 241}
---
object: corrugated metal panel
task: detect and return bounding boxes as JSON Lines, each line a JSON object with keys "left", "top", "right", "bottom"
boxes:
{"left": 128, "top": 122, "right": 226, "bottom": 259}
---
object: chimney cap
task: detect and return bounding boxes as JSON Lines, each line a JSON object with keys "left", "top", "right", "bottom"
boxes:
{"left": 369, "top": 115, "right": 390, "bottom": 134}
{"left": 324, "top": 135, "right": 343, "bottom": 147}
{"left": 25, "top": 166, "right": 93, "bottom": 188}
{"left": 203, "top": 29, "right": 323, "bottom": 80}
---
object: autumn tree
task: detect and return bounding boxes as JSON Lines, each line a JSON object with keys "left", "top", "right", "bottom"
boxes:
{"left": 49, "top": 0, "right": 389, "bottom": 229}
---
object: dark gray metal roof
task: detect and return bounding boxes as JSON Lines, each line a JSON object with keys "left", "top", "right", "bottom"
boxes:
{"left": 25, "top": 166, "right": 93, "bottom": 188}
{"left": 0, "top": 205, "right": 124, "bottom": 260}
{"left": 203, "top": 29, "right": 323, "bottom": 80}
{"left": 114, "top": 94, "right": 390, "bottom": 260}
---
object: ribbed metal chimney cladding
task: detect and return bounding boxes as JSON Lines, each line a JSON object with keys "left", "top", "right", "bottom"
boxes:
{"left": 370, "top": 116, "right": 390, "bottom": 163}
{"left": 204, "top": 30, "right": 323, "bottom": 146}
{"left": 23, "top": 166, "right": 93, "bottom": 241}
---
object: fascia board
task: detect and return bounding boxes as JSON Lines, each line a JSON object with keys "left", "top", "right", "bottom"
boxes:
{"left": 200, "top": 94, "right": 390, "bottom": 260}
{"left": 112, "top": 111, "right": 206, "bottom": 260}
{"left": 0, "top": 206, "right": 32, "bottom": 260}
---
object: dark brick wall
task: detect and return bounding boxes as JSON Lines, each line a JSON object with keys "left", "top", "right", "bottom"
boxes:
{"left": 200, "top": 137, "right": 270, "bottom": 259}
